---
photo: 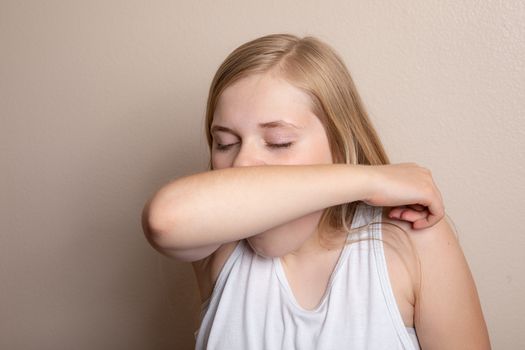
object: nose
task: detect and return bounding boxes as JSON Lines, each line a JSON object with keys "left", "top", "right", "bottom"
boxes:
{"left": 232, "top": 140, "right": 266, "bottom": 168}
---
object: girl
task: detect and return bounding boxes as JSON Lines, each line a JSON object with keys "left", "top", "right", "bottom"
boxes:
{"left": 141, "top": 34, "right": 490, "bottom": 349}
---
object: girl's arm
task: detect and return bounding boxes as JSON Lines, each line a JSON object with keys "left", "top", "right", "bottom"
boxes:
{"left": 143, "top": 164, "right": 368, "bottom": 250}
{"left": 141, "top": 163, "right": 443, "bottom": 261}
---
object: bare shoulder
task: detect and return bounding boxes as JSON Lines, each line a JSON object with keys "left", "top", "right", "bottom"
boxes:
{"left": 380, "top": 207, "right": 460, "bottom": 260}
{"left": 191, "top": 240, "right": 240, "bottom": 304}
{"left": 381, "top": 207, "right": 491, "bottom": 349}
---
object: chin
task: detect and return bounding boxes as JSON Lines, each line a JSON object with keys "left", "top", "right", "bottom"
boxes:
{"left": 246, "top": 234, "right": 293, "bottom": 258}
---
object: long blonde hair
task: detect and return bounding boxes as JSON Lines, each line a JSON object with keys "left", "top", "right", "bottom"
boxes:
{"left": 204, "top": 33, "right": 391, "bottom": 244}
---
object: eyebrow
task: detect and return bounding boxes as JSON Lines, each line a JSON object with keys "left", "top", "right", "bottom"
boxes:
{"left": 210, "top": 120, "right": 302, "bottom": 134}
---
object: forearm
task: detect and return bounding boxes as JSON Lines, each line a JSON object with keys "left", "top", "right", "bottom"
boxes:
{"left": 143, "top": 164, "right": 371, "bottom": 249}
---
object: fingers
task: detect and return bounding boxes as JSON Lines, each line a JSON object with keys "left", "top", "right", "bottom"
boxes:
{"left": 388, "top": 205, "right": 436, "bottom": 229}
{"left": 397, "top": 208, "right": 429, "bottom": 222}
{"left": 409, "top": 204, "right": 426, "bottom": 211}
{"left": 413, "top": 213, "right": 437, "bottom": 229}
{"left": 402, "top": 208, "right": 429, "bottom": 222}
{"left": 388, "top": 204, "right": 426, "bottom": 219}
{"left": 412, "top": 203, "right": 445, "bottom": 229}
{"left": 419, "top": 191, "right": 444, "bottom": 229}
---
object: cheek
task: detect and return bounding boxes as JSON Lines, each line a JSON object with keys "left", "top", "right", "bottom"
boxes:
{"left": 211, "top": 152, "right": 230, "bottom": 169}
{"left": 313, "top": 134, "right": 334, "bottom": 163}
{"left": 290, "top": 139, "right": 333, "bottom": 165}
{"left": 315, "top": 143, "right": 334, "bottom": 163}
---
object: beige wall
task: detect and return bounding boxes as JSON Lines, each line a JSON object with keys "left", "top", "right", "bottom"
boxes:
{"left": 2, "top": 1, "right": 524, "bottom": 349}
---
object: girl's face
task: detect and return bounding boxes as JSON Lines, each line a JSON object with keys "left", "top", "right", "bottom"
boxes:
{"left": 210, "top": 72, "right": 334, "bottom": 257}
{"left": 211, "top": 73, "right": 333, "bottom": 168}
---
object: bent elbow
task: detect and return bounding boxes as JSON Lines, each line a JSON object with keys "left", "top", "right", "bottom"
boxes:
{"left": 141, "top": 196, "right": 183, "bottom": 250}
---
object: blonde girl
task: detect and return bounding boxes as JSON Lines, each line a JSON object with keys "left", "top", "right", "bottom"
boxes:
{"left": 141, "top": 34, "right": 490, "bottom": 349}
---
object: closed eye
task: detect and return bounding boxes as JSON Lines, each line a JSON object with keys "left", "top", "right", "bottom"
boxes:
{"left": 214, "top": 142, "right": 293, "bottom": 152}
{"left": 215, "top": 142, "right": 239, "bottom": 151}
{"left": 267, "top": 142, "right": 293, "bottom": 149}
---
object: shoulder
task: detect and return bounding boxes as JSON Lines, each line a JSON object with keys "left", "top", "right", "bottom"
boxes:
{"left": 380, "top": 207, "right": 491, "bottom": 349}
{"left": 379, "top": 206, "right": 465, "bottom": 282}
{"left": 379, "top": 205, "right": 458, "bottom": 251}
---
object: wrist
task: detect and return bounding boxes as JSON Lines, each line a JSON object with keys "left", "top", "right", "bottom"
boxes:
{"left": 356, "top": 164, "right": 380, "bottom": 205}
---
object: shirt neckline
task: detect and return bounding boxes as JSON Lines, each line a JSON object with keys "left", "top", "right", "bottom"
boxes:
{"left": 272, "top": 203, "right": 364, "bottom": 314}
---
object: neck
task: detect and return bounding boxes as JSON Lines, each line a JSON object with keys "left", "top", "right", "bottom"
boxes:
{"left": 280, "top": 225, "right": 348, "bottom": 264}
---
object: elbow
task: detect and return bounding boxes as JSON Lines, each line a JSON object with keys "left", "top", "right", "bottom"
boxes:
{"left": 141, "top": 196, "right": 183, "bottom": 250}
{"left": 141, "top": 197, "right": 217, "bottom": 262}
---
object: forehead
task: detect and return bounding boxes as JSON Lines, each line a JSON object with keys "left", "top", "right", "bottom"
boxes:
{"left": 212, "top": 73, "right": 316, "bottom": 127}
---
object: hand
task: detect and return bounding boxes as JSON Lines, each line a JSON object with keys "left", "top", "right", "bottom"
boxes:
{"left": 362, "top": 162, "right": 445, "bottom": 229}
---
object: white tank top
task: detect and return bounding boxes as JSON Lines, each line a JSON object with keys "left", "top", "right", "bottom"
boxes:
{"left": 194, "top": 203, "right": 421, "bottom": 349}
